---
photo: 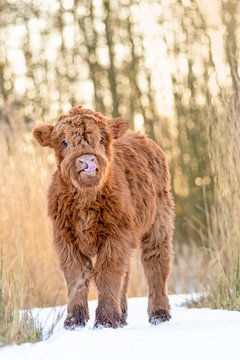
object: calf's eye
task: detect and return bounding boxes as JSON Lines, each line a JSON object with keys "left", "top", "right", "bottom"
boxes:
{"left": 100, "top": 136, "right": 105, "bottom": 145}
{"left": 62, "top": 140, "right": 68, "bottom": 148}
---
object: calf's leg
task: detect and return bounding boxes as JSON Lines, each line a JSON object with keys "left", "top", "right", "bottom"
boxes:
{"left": 94, "top": 239, "right": 130, "bottom": 328}
{"left": 120, "top": 271, "right": 130, "bottom": 325}
{"left": 55, "top": 237, "right": 93, "bottom": 329}
{"left": 141, "top": 195, "right": 174, "bottom": 324}
{"left": 63, "top": 257, "right": 92, "bottom": 329}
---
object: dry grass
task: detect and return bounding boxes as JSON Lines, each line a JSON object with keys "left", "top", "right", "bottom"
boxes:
{"left": 0, "top": 271, "right": 42, "bottom": 345}
{"left": 0, "top": 131, "right": 66, "bottom": 308}
{"left": 190, "top": 96, "right": 240, "bottom": 310}
{"left": 0, "top": 130, "right": 58, "bottom": 344}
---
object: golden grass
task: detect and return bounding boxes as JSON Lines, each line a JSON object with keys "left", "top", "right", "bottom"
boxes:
{"left": 0, "top": 131, "right": 66, "bottom": 308}
{"left": 188, "top": 96, "right": 240, "bottom": 310}
{"left": 0, "top": 130, "right": 63, "bottom": 344}
{"left": 0, "top": 274, "right": 42, "bottom": 345}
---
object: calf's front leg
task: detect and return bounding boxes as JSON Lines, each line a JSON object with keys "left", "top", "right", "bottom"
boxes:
{"left": 94, "top": 239, "right": 130, "bottom": 329}
{"left": 54, "top": 234, "right": 93, "bottom": 329}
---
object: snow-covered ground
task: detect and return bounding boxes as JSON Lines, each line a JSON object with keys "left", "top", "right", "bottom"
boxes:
{"left": 1, "top": 295, "right": 240, "bottom": 360}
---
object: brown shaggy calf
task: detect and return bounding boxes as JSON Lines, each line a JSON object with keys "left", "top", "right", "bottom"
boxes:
{"left": 33, "top": 106, "right": 174, "bottom": 329}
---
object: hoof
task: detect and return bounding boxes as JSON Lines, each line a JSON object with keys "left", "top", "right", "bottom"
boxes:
{"left": 94, "top": 319, "right": 124, "bottom": 329}
{"left": 64, "top": 306, "right": 88, "bottom": 330}
{"left": 149, "top": 309, "right": 171, "bottom": 325}
{"left": 94, "top": 306, "right": 123, "bottom": 329}
{"left": 119, "top": 310, "right": 128, "bottom": 327}
{"left": 119, "top": 318, "right": 128, "bottom": 327}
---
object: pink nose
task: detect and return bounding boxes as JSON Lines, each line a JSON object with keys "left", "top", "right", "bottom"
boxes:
{"left": 78, "top": 154, "right": 97, "bottom": 173}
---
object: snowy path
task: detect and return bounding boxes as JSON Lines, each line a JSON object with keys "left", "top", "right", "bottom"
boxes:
{"left": 1, "top": 295, "right": 240, "bottom": 360}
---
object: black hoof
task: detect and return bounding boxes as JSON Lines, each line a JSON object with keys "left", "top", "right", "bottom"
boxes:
{"left": 94, "top": 320, "right": 123, "bottom": 329}
{"left": 64, "top": 306, "right": 88, "bottom": 330}
{"left": 120, "top": 311, "right": 128, "bottom": 327}
{"left": 94, "top": 306, "right": 123, "bottom": 329}
{"left": 149, "top": 309, "right": 171, "bottom": 325}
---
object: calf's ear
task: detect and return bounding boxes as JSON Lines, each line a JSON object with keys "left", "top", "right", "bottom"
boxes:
{"left": 109, "top": 118, "right": 128, "bottom": 139}
{"left": 33, "top": 124, "right": 54, "bottom": 147}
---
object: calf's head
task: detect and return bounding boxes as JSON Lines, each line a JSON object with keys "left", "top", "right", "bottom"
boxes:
{"left": 33, "top": 106, "right": 128, "bottom": 190}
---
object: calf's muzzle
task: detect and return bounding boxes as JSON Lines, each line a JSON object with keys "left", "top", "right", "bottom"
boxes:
{"left": 78, "top": 154, "right": 97, "bottom": 174}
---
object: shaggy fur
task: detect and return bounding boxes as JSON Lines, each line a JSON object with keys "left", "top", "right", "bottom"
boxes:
{"left": 33, "top": 106, "right": 174, "bottom": 329}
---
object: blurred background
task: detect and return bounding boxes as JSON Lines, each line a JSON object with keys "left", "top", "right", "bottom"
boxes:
{"left": 0, "top": 0, "right": 239, "bottom": 325}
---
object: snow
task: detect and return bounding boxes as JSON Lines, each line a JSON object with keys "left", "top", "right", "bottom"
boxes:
{"left": 1, "top": 295, "right": 240, "bottom": 360}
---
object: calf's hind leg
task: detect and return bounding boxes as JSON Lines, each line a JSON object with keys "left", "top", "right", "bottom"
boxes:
{"left": 141, "top": 197, "right": 174, "bottom": 324}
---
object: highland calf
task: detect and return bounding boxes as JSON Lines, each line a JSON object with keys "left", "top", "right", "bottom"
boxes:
{"left": 33, "top": 106, "right": 174, "bottom": 329}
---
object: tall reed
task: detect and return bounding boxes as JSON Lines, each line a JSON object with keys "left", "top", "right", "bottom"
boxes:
{"left": 193, "top": 95, "right": 240, "bottom": 310}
